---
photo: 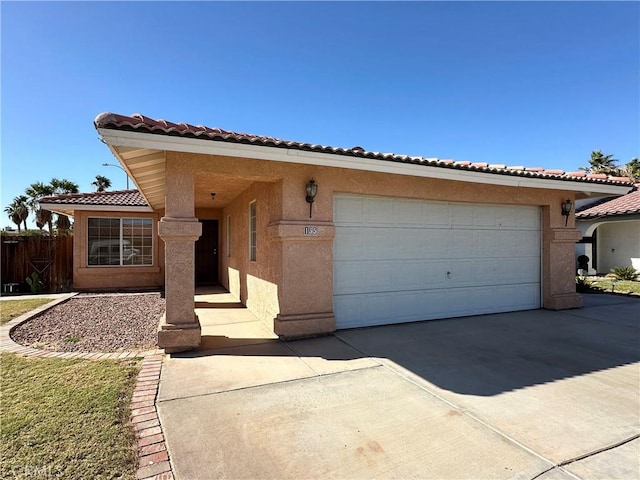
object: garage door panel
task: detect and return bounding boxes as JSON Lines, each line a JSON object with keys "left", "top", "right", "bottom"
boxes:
{"left": 421, "top": 230, "right": 449, "bottom": 257}
{"left": 333, "top": 229, "right": 362, "bottom": 261}
{"left": 334, "top": 196, "right": 364, "bottom": 224}
{"left": 422, "top": 202, "right": 450, "bottom": 226}
{"left": 335, "top": 283, "right": 541, "bottom": 329}
{"left": 334, "top": 195, "right": 541, "bottom": 329}
{"left": 394, "top": 199, "right": 424, "bottom": 225}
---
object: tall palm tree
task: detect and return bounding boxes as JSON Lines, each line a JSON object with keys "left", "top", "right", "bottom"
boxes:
{"left": 50, "top": 178, "right": 79, "bottom": 194}
{"left": 4, "top": 195, "right": 29, "bottom": 231}
{"left": 49, "top": 178, "right": 79, "bottom": 234}
{"left": 56, "top": 213, "right": 72, "bottom": 236}
{"left": 91, "top": 175, "right": 112, "bottom": 192}
{"left": 25, "top": 182, "right": 55, "bottom": 234}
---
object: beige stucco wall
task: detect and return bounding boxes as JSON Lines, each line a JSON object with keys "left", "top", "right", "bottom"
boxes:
{"left": 596, "top": 220, "right": 640, "bottom": 272}
{"left": 166, "top": 151, "right": 582, "bottom": 337}
{"left": 72, "top": 210, "right": 164, "bottom": 290}
{"left": 219, "top": 180, "right": 283, "bottom": 331}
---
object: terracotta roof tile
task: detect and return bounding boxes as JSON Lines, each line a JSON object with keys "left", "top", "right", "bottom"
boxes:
{"left": 576, "top": 188, "right": 640, "bottom": 219}
{"left": 94, "top": 112, "right": 634, "bottom": 188}
{"left": 40, "top": 190, "right": 149, "bottom": 207}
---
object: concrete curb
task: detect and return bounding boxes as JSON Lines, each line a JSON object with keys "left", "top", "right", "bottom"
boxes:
{"left": 0, "top": 295, "right": 173, "bottom": 480}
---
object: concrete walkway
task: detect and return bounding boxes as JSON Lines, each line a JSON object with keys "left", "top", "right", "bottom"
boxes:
{"left": 158, "top": 292, "right": 639, "bottom": 480}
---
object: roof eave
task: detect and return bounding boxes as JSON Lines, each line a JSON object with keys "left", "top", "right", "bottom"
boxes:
{"left": 577, "top": 212, "right": 640, "bottom": 221}
{"left": 97, "top": 128, "right": 632, "bottom": 197}
{"left": 39, "top": 203, "right": 154, "bottom": 217}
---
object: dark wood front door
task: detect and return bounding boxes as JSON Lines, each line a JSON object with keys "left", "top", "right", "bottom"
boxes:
{"left": 195, "top": 220, "right": 219, "bottom": 285}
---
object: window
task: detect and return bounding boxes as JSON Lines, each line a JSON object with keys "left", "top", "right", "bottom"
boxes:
{"left": 249, "top": 201, "right": 256, "bottom": 261}
{"left": 226, "top": 215, "right": 231, "bottom": 258}
{"left": 88, "top": 217, "right": 153, "bottom": 266}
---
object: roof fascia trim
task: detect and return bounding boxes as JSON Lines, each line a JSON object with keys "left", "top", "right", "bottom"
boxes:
{"left": 97, "top": 128, "right": 631, "bottom": 196}
{"left": 39, "top": 203, "right": 153, "bottom": 214}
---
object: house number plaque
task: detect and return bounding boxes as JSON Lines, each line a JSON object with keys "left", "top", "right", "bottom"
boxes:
{"left": 304, "top": 226, "right": 318, "bottom": 236}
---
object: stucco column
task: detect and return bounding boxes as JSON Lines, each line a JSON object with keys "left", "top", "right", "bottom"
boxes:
{"left": 157, "top": 156, "right": 202, "bottom": 352}
{"left": 157, "top": 218, "right": 202, "bottom": 352}
{"left": 543, "top": 227, "right": 583, "bottom": 310}
{"left": 267, "top": 220, "right": 336, "bottom": 338}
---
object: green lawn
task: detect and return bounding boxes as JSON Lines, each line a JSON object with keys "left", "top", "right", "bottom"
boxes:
{"left": 0, "top": 298, "right": 52, "bottom": 325}
{"left": 590, "top": 279, "right": 640, "bottom": 295}
{"left": 586, "top": 278, "right": 640, "bottom": 295}
{"left": 0, "top": 353, "right": 140, "bottom": 479}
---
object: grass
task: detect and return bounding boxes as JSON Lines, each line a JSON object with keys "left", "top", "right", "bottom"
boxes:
{"left": 590, "top": 279, "right": 640, "bottom": 295}
{"left": 0, "top": 353, "right": 141, "bottom": 479}
{"left": 578, "top": 277, "right": 640, "bottom": 295}
{"left": 0, "top": 298, "right": 53, "bottom": 325}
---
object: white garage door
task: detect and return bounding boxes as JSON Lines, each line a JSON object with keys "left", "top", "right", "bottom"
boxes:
{"left": 333, "top": 194, "right": 541, "bottom": 329}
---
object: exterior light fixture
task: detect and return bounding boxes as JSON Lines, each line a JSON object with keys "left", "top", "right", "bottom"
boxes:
{"left": 306, "top": 179, "right": 318, "bottom": 218}
{"left": 561, "top": 199, "right": 573, "bottom": 227}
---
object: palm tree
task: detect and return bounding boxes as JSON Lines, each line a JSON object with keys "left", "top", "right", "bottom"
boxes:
{"left": 622, "top": 158, "right": 640, "bottom": 182}
{"left": 56, "top": 213, "right": 72, "bottom": 236}
{"left": 25, "top": 182, "right": 55, "bottom": 234}
{"left": 49, "top": 178, "right": 78, "bottom": 234}
{"left": 4, "top": 204, "right": 22, "bottom": 231}
{"left": 4, "top": 195, "right": 29, "bottom": 231}
{"left": 91, "top": 175, "right": 112, "bottom": 192}
{"left": 50, "top": 178, "right": 79, "bottom": 194}
{"left": 584, "top": 151, "right": 619, "bottom": 175}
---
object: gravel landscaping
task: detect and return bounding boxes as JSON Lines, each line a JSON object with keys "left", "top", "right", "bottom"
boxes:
{"left": 11, "top": 293, "right": 164, "bottom": 352}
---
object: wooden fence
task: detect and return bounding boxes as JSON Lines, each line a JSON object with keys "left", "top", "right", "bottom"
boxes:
{"left": 1, "top": 236, "right": 73, "bottom": 294}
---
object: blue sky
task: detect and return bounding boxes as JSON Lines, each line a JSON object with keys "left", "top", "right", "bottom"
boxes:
{"left": 2, "top": 1, "right": 638, "bottom": 227}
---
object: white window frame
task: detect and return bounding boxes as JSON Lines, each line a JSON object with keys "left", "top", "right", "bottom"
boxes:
{"left": 249, "top": 201, "right": 256, "bottom": 262}
{"left": 87, "top": 217, "right": 153, "bottom": 267}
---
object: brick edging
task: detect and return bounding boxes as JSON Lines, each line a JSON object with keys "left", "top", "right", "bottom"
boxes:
{"left": 131, "top": 355, "right": 173, "bottom": 480}
{"left": 0, "top": 295, "right": 174, "bottom": 480}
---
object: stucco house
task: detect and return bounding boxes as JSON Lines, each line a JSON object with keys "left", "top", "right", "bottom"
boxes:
{"left": 40, "top": 112, "right": 633, "bottom": 353}
{"left": 574, "top": 187, "right": 640, "bottom": 274}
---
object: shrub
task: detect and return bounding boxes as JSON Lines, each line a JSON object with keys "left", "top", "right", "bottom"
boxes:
{"left": 576, "top": 277, "right": 604, "bottom": 293}
{"left": 610, "top": 266, "right": 639, "bottom": 281}
{"left": 25, "top": 272, "right": 44, "bottom": 294}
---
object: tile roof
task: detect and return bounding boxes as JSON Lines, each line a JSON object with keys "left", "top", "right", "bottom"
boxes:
{"left": 95, "top": 112, "right": 634, "bottom": 187}
{"left": 40, "top": 189, "right": 149, "bottom": 207}
{"left": 576, "top": 188, "right": 640, "bottom": 219}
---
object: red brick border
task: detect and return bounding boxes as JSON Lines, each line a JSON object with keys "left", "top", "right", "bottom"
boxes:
{"left": 131, "top": 354, "right": 173, "bottom": 480}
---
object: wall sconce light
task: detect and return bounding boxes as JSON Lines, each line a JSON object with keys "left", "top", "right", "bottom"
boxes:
{"left": 561, "top": 199, "right": 573, "bottom": 226}
{"left": 306, "top": 179, "right": 318, "bottom": 218}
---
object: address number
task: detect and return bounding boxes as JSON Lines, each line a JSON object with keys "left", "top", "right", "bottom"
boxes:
{"left": 304, "top": 226, "right": 318, "bottom": 235}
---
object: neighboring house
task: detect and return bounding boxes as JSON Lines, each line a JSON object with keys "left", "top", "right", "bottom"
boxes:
{"left": 40, "top": 112, "right": 633, "bottom": 353}
{"left": 575, "top": 187, "right": 640, "bottom": 274}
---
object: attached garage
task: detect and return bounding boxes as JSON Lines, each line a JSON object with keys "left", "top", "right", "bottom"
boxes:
{"left": 333, "top": 194, "right": 541, "bottom": 329}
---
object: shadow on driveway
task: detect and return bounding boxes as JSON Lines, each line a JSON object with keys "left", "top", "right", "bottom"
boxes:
{"left": 180, "top": 294, "right": 639, "bottom": 397}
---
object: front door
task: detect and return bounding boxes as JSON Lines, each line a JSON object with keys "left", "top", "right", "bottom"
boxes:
{"left": 195, "top": 220, "right": 219, "bottom": 285}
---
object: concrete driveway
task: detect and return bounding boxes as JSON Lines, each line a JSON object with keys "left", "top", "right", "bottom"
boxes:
{"left": 157, "top": 293, "right": 639, "bottom": 479}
